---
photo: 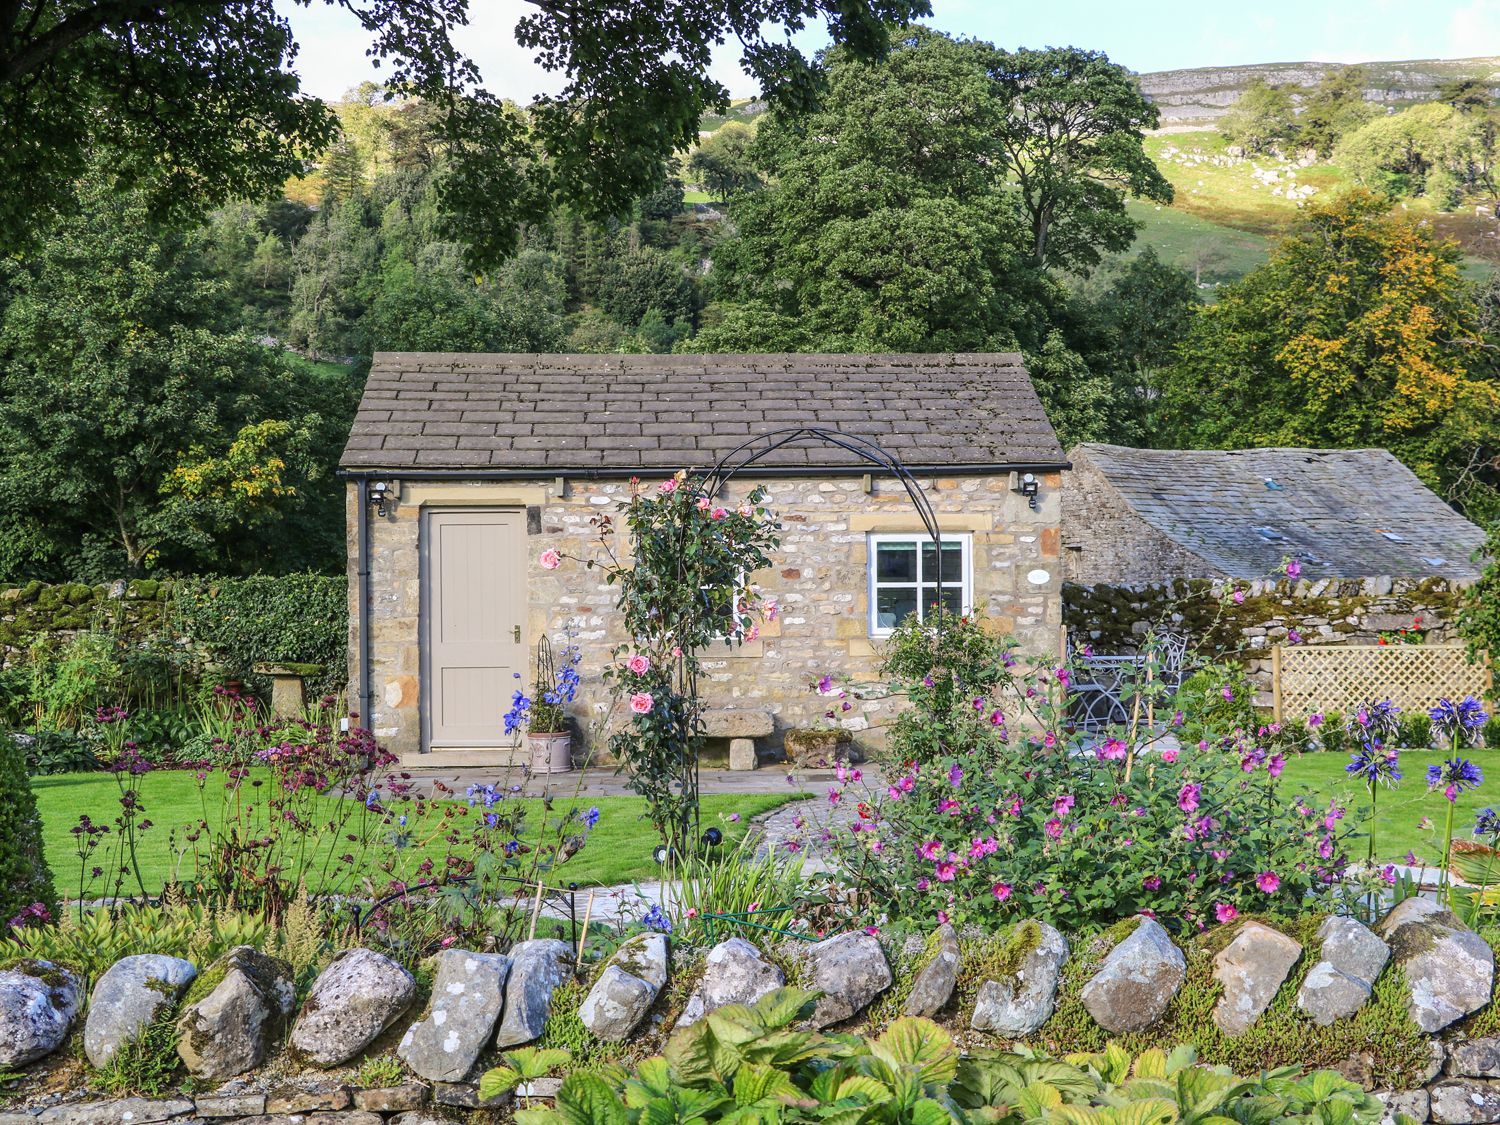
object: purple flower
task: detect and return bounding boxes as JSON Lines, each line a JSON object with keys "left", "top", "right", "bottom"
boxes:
{"left": 948, "top": 763, "right": 964, "bottom": 787}
{"left": 1428, "top": 758, "right": 1483, "bottom": 801}
{"left": 1285, "top": 558, "right": 1302, "bottom": 579}
{"left": 1346, "top": 746, "right": 1402, "bottom": 786}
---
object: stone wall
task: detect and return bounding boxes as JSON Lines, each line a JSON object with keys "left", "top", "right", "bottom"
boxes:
{"left": 350, "top": 471, "right": 1064, "bottom": 763}
{"left": 0, "top": 580, "right": 168, "bottom": 668}
{"left": 5, "top": 899, "right": 1500, "bottom": 1124}
{"left": 1064, "top": 577, "right": 1471, "bottom": 707}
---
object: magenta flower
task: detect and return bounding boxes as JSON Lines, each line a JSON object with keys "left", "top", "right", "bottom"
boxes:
{"left": 1285, "top": 558, "right": 1302, "bottom": 578}
{"left": 1162, "top": 748, "right": 1179, "bottom": 764}
{"left": 1097, "top": 738, "right": 1127, "bottom": 761}
{"left": 992, "top": 882, "right": 1013, "bottom": 902}
{"left": 1178, "top": 782, "right": 1201, "bottom": 812}
{"left": 1045, "top": 818, "right": 1063, "bottom": 839}
{"left": 1255, "top": 871, "right": 1281, "bottom": 893}
{"left": 1232, "top": 589, "right": 1245, "bottom": 604}
{"left": 1053, "top": 794, "right": 1075, "bottom": 815}
{"left": 948, "top": 763, "right": 964, "bottom": 787}
{"left": 917, "top": 840, "right": 942, "bottom": 861}
{"left": 934, "top": 862, "right": 958, "bottom": 882}
{"left": 1215, "top": 902, "right": 1239, "bottom": 924}
{"left": 1142, "top": 875, "right": 1162, "bottom": 890}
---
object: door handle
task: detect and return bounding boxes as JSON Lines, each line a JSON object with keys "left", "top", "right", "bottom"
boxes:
{"left": 513, "top": 625, "right": 522, "bottom": 643}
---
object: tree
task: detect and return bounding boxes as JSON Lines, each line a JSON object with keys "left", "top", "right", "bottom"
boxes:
{"left": 688, "top": 122, "right": 763, "bottom": 199}
{"left": 1025, "top": 330, "right": 1113, "bottom": 447}
{"left": 691, "top": 30, "right": 1045, "bottom": 353}
{"left": 321, "top": 138, "right": 368, "bottom": 203}
{"left": 597, "top": 246, "right": 696, "bottom": 329}
{"left": 1, "top": 0, "right": 932, "bottom": 262}
{"left": 0, "top": 174, "right": 356, "bottom": 579}
{"left": 1300, "top": 66, "right": 1375, "bottom": 157}
{"left": 1439, "top": 77, "right": 1493, "bottom": 115}
{"left": 985, "top": 46, "right": 1172, "bottom": 272}
{"left": 1336, "top": 102, "right": 1476, "bottom": 204}
{"left": 1155, "top": 190, "right": 1500, "bottom": 508}
{"left": 1219, "top": 78, "right": 1299, "bottom": 154}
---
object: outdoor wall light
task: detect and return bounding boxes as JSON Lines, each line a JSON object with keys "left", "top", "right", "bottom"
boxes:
{"left": 369, "top": 480, "right": 392, "bottom": 518}
{"left": 1013, "top": 471, "right": 1040, "bottom": 511}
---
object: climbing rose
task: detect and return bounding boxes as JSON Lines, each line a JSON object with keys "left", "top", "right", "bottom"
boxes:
{"left": 658, "top": 478, "right": 678, "bottom": 494}
{"left": 539, "top": 549, "right": 561, "bottom": 570}
{"left": 627, "top": 654, "right": 650, "bottom": 675}
{"left": 629, "top": 692, "right": 654, "bottom": 714}
{"left": 711, "top": 506, "right": 728, "bottom": 520}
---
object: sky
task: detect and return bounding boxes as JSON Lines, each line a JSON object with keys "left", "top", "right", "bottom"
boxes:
{"left": 283, "top": 0, "right": 1500, "bottom": 104}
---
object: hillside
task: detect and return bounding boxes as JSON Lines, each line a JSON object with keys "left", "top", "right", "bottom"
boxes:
{"left": 1139, "top": 55, "right": 1500, "bottom": 127}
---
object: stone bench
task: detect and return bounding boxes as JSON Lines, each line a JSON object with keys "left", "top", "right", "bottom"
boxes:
{"left": 700, "top": 709, "right": 774, "bottom": 771}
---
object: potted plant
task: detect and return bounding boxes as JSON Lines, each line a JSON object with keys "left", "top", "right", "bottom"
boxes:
{"left": 505, "top": 635, "right": 581, "bottom": 774}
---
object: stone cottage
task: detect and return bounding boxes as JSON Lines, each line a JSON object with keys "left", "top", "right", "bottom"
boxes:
{"left": 1060, "top": 444, "right": 1490, "bottom": 714}
{"left": 339, "top": 353, "right": 1069, "bottom": 766}
{"left": 1062, "top": 443, "right": 1487, "bottom": 585}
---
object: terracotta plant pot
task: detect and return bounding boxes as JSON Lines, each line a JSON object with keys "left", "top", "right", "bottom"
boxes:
{"left": 528, "top": 731, "right": 573, "bottom": 774}
{"left": 783, "top": 727, "right": 858, "bottom": 769}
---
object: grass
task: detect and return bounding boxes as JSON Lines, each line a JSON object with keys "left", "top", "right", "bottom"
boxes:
{"left": 682, "top": 189, "right": 713, "bottom": 204}
{"left": 1278, "top": 747, "right": 1500, "bottom": 865}
{"left": 32, "top": 770, "right": 799, "bottom": 899}
{"left": 1122, "top": 199, "right": 1271, "bottom": 289}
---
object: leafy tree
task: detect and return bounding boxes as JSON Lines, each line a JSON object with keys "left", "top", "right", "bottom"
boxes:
{"left": 986, "top": 46, "right": 1172, "bottom": 272}
{"left": 598, "top": 246, "right": 696, "bottom": 329}
{"left": 1219, "top": 78, "right": 1299, "bottom": 154}
{"left": 287, "top": 199, "right": 380, "bottom": 360}
{"left": 0, "top": 0, "right": 932, "bottom": 260}
{"left": 688, "top": 122, "right": 763, "bottom": 199}
{"left": 1458, "top": 520, "right": 1500, "bottom": 695}
{"left": 364, "top": 245, "right": 565, "bottom": 352}
{"left": 1025, "top": 330, "right": 1113, "bottom": 447}
{"left": 1299, "top": 66, "right": 1375, "bottom": 157}
{"left": 1336, "top": 102, "right": 1477, "bottom": 204}
{"left": 0, "top": 175, "right": 356, "bottom": 579}
{"left": 1068, "top": 248, "right": 1201, "bottom": 444}
{"left": 1439, "top": 77, "right": 1493, "bottom": 114}
{"left": 692, "top": 30, "right": 1044, "bottom": 352}
{"left": 321, "top": 138, "right": 368, "bottom": 203}
{"left": 1156, "top": 190, "right": 1500, "bottom": 509}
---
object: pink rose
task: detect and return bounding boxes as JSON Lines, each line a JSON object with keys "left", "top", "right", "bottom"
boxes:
{"left": 696, "top": 496, "right": 710, "bottom": 510}
{"left": 1162, "top": 748, "right": 1179, "bottom": 764}
{"left": 744, "top": 624, "right": 760, "bottom": 641}
{"left": 627, "top": 654, "right": 650, "bottom": 675}
{"left": 630, "top": 692, "right": 654, "bottom": 715}
{"left": 711, "top": 506, "right": 728, "bottom": 520}
{"left": 738, "top": 504, "right": 752, "bottom": 517}
{"left": 539, "top": 549, "right": 561, "bottom": 570}
{"left": 658, "top": 478, "right": 678, "bottom": 494}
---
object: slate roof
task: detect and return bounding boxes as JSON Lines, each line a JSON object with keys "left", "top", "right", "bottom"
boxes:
{"left": 340, "top": 353, "right": 1066, "bottom": 474}
{"left": 1071, "top": 444, "right": 1488, "bottom": 580}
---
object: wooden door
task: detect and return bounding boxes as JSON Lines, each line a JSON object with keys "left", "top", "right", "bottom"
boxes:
{"left": 422, "top": 509, "right": 527, "bottom": 749}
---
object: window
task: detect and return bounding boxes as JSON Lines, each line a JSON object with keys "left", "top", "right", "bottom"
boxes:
{"left": 703, "top": 568, "right": 748, "bottom": 638}
{"left": 867, "top": 534, "right": 971, "bottom": 636}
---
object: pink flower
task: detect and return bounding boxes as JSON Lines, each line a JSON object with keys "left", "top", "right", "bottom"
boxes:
{"left": 629, "top": 692, "right": 654, "bottom": 715}
{"left": 1215, "top": 902, "right": 1239, "bottom": 924}
{"left": 1309, "top": 712, "right": 1324, "bottom": 727}
{"left": 992, "top": 882, "right": 1013, "bottom": 902}
{"left": 1232, "top": 589, "right": 1245, "bottom": 604}
{"left": 1097, "top": 738, "right": 1127, "bottom": 761}
{"left": 686, "top": 907, "right": 698, "bottom": 919}
{"left": 626, "top": 654, "right": 650, "bottom": 675}
{"left": 727, "top": 813, "right": 740, "bottom": 823}
{"left": 934, "top": 862, "right": 958, "bottom": 882}
{"left": 539, "top": 548, "right": 562, "bottom": 570}
{"left": 744, "top": 624, "right": 760, "bottom": 642}
{"left": 696, "top": 496, "right": 710, "bottom": 510}
{"left": 711, "top": 506, "right": 728, "bottom": 520}
{"left": 738, "top": 504, "right": 752, "bottom": 518}
{"left": 917, "top": 840, "right": 943, "bottom": 861}
{"left": 1268, "top": 753, "right": 1286, "bottom": 778}
{"left": 1142, "top": 875, "right": 1162, "bottom": 890}
{"left": 1178, "top": 782, "right": 1201, "bottom": 812}
{"left": 1045, "top": 818, "right": 1063, "bottom": 839}
{"left": 764, "top": 601, "right": 779, "bottom": 620}
{"left": 1256, "top": 871, "right": 1281, "bottom": 893}
{"left": 1221, "top": 687, "right": 1234, "bottom": 701}
{"left": 658, "top": 478, "right": 678, "bottom": 494}
{"left": 1286, "top": 558, "right": 1302, "bottom": 578}
{"left": 1053, "top": 794, "right": 1075, "bottom": 815}
{"left": 1043, "top": 731, "right": 1057, "bottom": 749}
{"left": 1162, "top": 748, "right": 1179, "bottom": 764}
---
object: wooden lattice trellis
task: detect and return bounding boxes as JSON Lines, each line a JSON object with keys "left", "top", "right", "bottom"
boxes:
{"left": 1273, "top": 643, "right": 1491, "bottom": 721}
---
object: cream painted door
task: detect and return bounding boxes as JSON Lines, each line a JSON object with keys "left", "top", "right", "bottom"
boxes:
{"left": 423, "top": 509, "right": 527, "bottom": 749}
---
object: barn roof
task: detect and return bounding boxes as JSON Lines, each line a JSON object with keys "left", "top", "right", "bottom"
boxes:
{"left": 1070, "top": 443, "right": 1487, "bottom": 580}
{"left": 340, "top": 353, "right": 1066, "bottom": 475}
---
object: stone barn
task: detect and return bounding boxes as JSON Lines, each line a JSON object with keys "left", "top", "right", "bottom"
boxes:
{"left": 340, "top": 353, "right": 1069, "bottom": 767}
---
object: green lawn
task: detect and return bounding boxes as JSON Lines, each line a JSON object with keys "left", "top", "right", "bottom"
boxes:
{"left": 32, "top": 771, "right": 799, "bottom": 898}
{"left": 1279, "top": 748, "right": 1500, "bottom": 865}
{"left": 1123, "top": 198, "right": 1271, "bottom": 287}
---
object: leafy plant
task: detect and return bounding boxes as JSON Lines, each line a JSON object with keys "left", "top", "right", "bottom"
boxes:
{"left": 663, "top": 828, "right": 808, "bottom": 943}
{"left": 356, "top": 1054, "right": 406, "bottom": 1088}
{"left": 91, "top": 1006, "right": 182, "bottom": 1096}
{"left": 479, "top": 1046, "right": 573, "bottom": 1103}
{"left": 0, "top": 729, "right": 58, "bottom": 936}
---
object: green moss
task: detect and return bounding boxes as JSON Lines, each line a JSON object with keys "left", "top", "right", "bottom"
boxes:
{"left": 536, "top": 978, "right": 626, "bottom": 1072}
{"left": 955, "top": 921, "right": 1046, "bottom": 1021}
{"left": 868, "top": 928, "right": 947, "bottom": 1028}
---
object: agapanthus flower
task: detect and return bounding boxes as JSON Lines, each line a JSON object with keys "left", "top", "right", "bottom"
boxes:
{"left": 1476, "top": 807, "right": 1500, "bottom": 839}
{"left": 1346, "top": 745, "right": 1402, "bottom": 787}
{"left": 1427, "top": 758, "right": 1483, "bottom": 801}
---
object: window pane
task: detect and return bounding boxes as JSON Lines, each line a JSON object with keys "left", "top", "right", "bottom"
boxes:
{"left": 876, "top": 588, "right": 918, "bottom": 630}
{"left": 920, "top": 542, "right": 964, "bottom": 584}
{"left": 921, "top": 586, "right": 964, "bottom": 617}
{"left": 876, "top": 542, "right": 917, "bottom": 582}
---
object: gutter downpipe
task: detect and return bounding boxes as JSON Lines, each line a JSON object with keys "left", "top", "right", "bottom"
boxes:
{"left": 355, "top": 477, "right": 373, "bottom": 731}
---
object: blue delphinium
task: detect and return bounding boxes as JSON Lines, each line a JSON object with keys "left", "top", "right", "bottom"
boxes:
{"left": 642, "top": 903, "right": 672, "bottom": 933}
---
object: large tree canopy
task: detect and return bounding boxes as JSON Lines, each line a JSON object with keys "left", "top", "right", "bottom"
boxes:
{"left": 1155, "top": 190, "right": 1500, "bottom": 517}
{"left": 1, "top": 0, "right": 931, "bottom": 262}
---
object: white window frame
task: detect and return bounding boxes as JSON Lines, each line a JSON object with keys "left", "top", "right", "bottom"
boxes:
{"left": 866, "top": 533, "right": 973, "bottom": 638}
{"left": 702, "top": 567, "right": 749, "bottom": 639}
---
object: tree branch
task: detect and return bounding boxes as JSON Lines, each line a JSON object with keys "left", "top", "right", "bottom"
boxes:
{"left": 1, "top": 0, "right": 228, "bottom": 85}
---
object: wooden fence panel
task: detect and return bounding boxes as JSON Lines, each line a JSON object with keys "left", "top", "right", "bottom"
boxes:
{"left": 1273, "top": 643, "right": 1489, "bottom": 721}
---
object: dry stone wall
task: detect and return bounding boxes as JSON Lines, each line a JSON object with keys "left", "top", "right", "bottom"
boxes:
{"left": 7, "top": 902, "right": 1500, "bottom": 1123}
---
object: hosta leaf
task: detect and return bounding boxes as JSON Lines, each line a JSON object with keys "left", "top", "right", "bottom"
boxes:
{"left": 871, "top": 1017, "right": 959, "bottom": 1085}
{"left": 837, "top": 1075, "right": 893, "bottom": 1103}
{"left": 911, "top": 1097, "right": 955, "bottom": 1125}
{"left": 479, "top": 1066, "right": 522, "bottom": 1102}
{"left": 733, "top": 1061, "right": 803, "bottom": 1106}
{"left": 556, "top": 1073, "right": 631, "bottom": 1125}
{"left": 752, "top": 986, "right": 822, "bottom": 1029}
